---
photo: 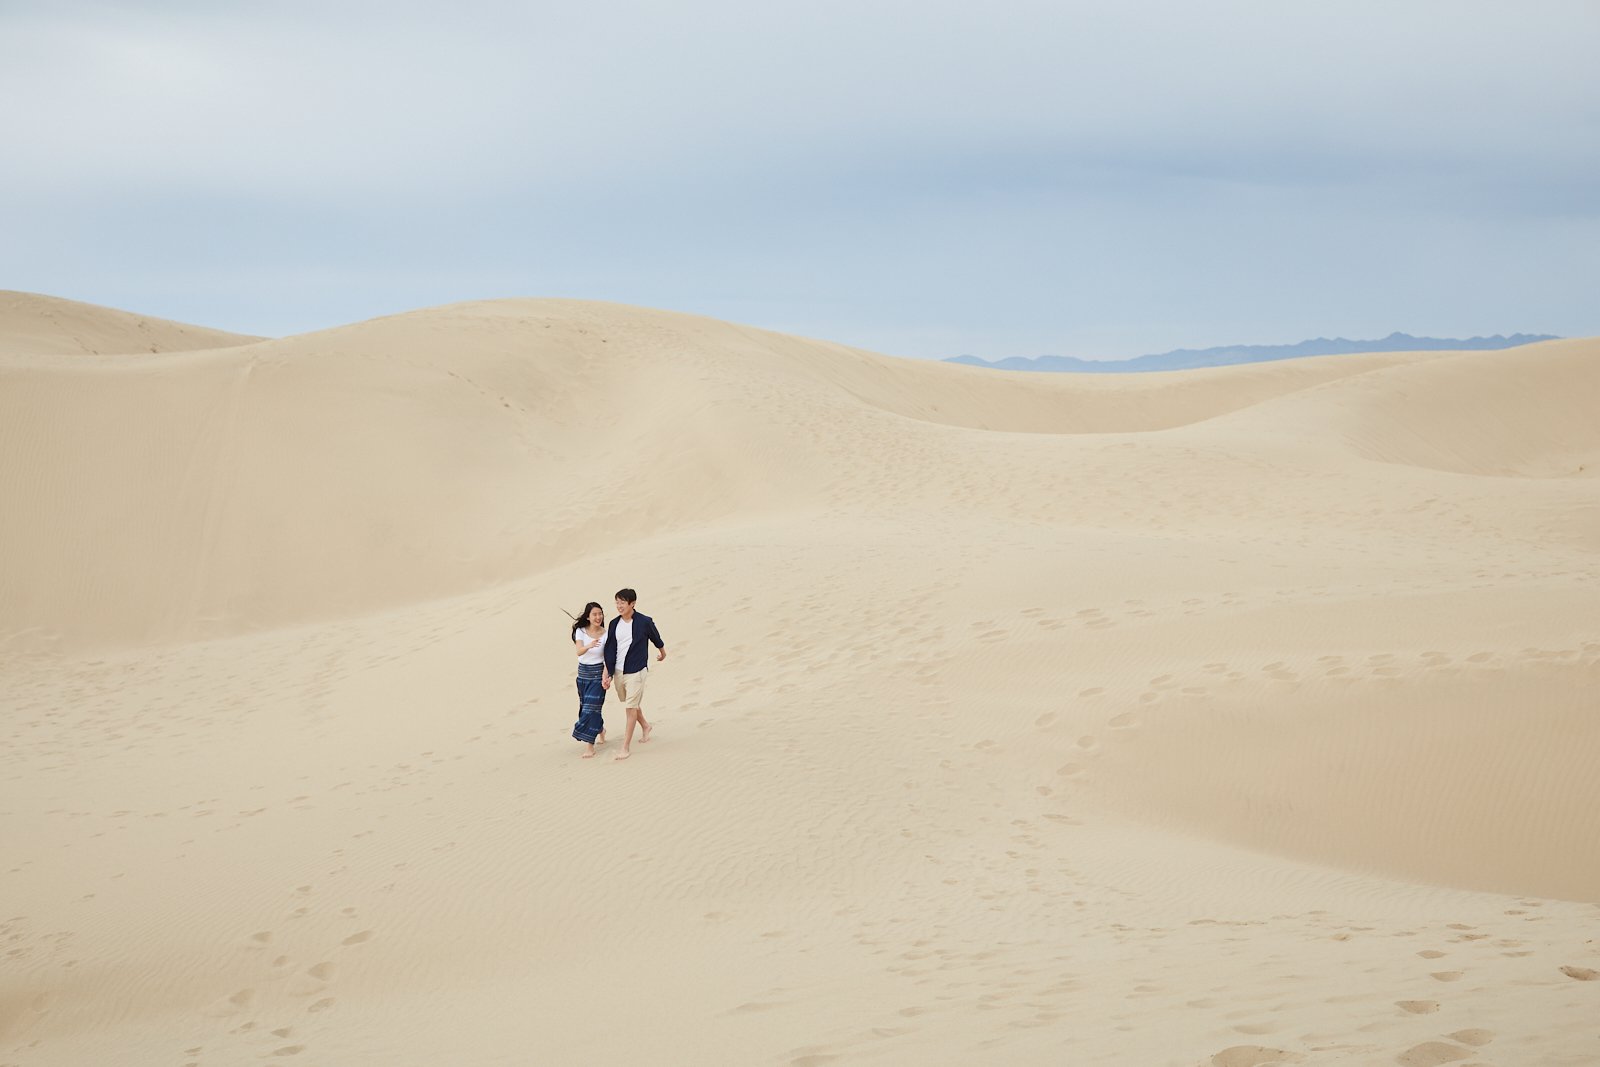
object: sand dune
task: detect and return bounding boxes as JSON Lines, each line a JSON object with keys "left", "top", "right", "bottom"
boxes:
{"left": 1191, "top": 337, "right": 1600, "bottom": 479}
{"left": 3, "top": 298, "right": 1597, "bottom": 1066}
{"left": 0, "top": 291, "right": 262, "bottom": 358}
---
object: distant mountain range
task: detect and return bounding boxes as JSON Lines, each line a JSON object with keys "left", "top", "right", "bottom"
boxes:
{"left": 946, "top": 332, "right": 1559, "bottom": 373}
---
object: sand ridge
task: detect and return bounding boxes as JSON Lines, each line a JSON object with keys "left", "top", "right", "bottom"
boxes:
{"left": 2, "top": 297, "right": 1597, "bottom": 1065}
{"left": 0, "top": 291, "right": 263, "bottom": 359}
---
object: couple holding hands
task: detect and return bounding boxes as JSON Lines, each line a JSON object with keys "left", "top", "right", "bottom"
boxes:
{"left": 570, "top": 588, "right": 666, "bottom": 760}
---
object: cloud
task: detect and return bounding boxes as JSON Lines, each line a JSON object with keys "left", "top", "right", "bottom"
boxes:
{"left": 2, "top": 0, "right": 1596, "bottom": 354}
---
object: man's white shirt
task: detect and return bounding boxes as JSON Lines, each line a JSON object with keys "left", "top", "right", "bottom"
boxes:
{"left": 613, "top": 617, "right": 634, "bottom": 675}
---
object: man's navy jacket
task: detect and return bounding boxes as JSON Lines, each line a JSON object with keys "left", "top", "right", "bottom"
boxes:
{"left": 604, "top": 612, "right": 665, "bottom": 676}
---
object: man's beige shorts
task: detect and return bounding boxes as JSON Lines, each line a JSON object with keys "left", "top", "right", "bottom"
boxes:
{"left": 613, "top": 670, "right": 647, "bottom": 710}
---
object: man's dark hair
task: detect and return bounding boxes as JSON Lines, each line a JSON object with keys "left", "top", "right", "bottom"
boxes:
{"left": 615, "top": 588, "right": 638, "bottom": 603}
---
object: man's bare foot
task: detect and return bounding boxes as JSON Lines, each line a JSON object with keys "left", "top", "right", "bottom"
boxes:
{"left": 614, "top": 749, "right": 632, "bottom": 761}
{"left": 639, "top": 724, "right": 653, "bottom": 743}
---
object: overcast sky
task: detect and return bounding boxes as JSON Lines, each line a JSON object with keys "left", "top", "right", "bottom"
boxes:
{"left": 3, "top": 0, "right": 1597, "bottom": 359}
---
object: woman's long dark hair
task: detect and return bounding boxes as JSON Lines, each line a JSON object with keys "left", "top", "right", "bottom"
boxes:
{"left": 568, "top": 601, "right": 605, "bottom": 640}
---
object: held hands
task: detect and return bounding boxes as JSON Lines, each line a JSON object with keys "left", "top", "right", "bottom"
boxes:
{"left": 601, "top": 674, "right": 611, "bottom": 690}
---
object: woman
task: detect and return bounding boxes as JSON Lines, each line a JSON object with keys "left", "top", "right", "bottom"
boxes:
{"left": 571, "top": 602, "right": 608, "bottom": 757}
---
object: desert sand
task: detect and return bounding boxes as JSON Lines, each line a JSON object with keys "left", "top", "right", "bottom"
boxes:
{"left": 1, "top": 291, "right": 1597, "bottom": 1066}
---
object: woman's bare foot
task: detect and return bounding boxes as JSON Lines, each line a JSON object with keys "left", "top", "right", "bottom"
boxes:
{"left": 614, "top": 748, "right": 632, "bottom": 761}
{"left": 596, "top": 732, "right": 607, "bottom": 746}
{"left": 581, "top": 744, "right": 596, "bottom": 759}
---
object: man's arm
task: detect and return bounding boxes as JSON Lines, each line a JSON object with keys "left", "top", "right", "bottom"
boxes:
{"left": 652, "top": 619, "right": 666, "bottom": 661}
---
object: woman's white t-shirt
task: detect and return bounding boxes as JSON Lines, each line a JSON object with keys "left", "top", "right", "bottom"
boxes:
{"left": 575, "top": 628, "right": 605, "bottom": 665}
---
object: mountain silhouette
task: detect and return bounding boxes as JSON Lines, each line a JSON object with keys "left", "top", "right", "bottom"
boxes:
{"left": 947, "top": 332, "right": 1559, "bottom": 373}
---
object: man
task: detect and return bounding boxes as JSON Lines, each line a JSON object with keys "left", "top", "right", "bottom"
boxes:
{"left": 601, "top": 587, "right": 666, "bottom": 760}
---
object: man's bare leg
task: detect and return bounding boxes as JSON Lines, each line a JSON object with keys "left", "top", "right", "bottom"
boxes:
{"left": 638, "top": 710, "right": 652, "bottom": 743}
{"left": 615, "top": 708, "right": 638, "bottom": 760}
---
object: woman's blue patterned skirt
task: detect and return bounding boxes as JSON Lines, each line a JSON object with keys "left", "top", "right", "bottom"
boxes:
{"left": 573, "top": 661, "right": 606, "bottom": 743}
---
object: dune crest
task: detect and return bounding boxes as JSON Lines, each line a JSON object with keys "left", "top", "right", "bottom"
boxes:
{"left": 0, "top": 290, "right": 263, "bottom": 358}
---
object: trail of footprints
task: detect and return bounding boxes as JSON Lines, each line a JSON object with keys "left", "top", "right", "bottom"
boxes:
{"left": 761, "top": 876, "right": 1600, "bottom": 1067}
{"left": 1206, "top": 899, "right": 1600, "bottom": 1065}
{"left": 1189, "top": 901, "right": 1597, "bottom": 1066}
{"left": 182, "top": 888, "right": 377, "bottom": 1064}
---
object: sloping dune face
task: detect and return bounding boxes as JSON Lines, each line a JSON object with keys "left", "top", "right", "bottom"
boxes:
{"left": 4, "top": 298, "right": 1598, "bottom": 1066}
{"left": 0, "top": 298, "right": 1452, "bottom": 648}
{"left": 1196, "top": 338, "right": 1600, "bottom": 479}
{"left": 0, "top": 301, "right": 832, "bottom": 646}
{"left": 0, "top": 291, "right": 263, "bottom": 357}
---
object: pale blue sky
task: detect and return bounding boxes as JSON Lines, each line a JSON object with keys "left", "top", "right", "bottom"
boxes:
{"left": 3, "top": 0, "right": 1597, "bottom": 359}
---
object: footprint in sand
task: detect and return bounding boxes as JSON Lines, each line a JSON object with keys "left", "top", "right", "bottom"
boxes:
{"left": 1559, "top": 965, "right": 1599, "bottom": 981}
{"left": 1395, "top": 1000, "right": 1438, "bottom": 1014}
{"left": 204, "top": 989, "right": 256, "bottom": 1017}
{"left": 1078, "top": 687, "right": 1104, "bottom": 698}
{"left": 1396, "top": 1041, "right": 1472, "bottom": 1067}
{"left": 788, "top": 1051, "right": 839, "bottom": 1067}
{"left": 1108, "top": 713, "right": 1137, "bottom": 729}
{"left": 731, "top": 1000, "right": 784, "bottom": 1013}
{"left": 340, "top": 930, "right": 373, "bottom": 946}
{"left": 288, "top": 962, "right": 336, "bottom": 997}
{"left": 1448, "top": 1030, "right": 1494, "bottom": 1047}
{"left": 1210, "top": 1046, "right": 1303, "bottom": 1067}
{"left": 1428, "top": 971, "right": 1464, "bottom": 982}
